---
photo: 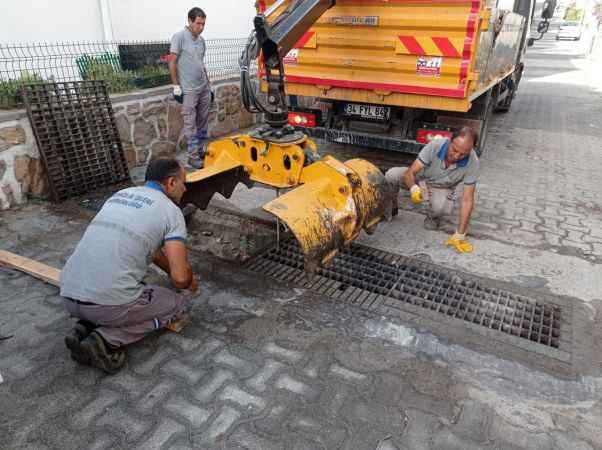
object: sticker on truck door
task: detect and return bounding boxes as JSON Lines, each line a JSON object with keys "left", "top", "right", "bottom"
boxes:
{"left": 283, "top": 49, "right": 299, "bottom": 65}
{"left": 416, "top": 57, "right": 442, "bottom": 77}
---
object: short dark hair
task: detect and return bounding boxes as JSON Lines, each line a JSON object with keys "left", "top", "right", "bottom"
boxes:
{"left": 452, "top": 126, "right": 479, "bottom": 146}
{"left": 188, "top": 7, "right": 206, "bottom": 21}
{"left": 145, "top": 158, "right": 182, "bottom": 182}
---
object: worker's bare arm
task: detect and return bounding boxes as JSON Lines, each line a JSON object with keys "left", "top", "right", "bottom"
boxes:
{"left": 152, "top": 248, "right": 171, "bottom": 273}
{"left": 457, "top": 184, "right": 476, "bottom": 234}
{"left": 169, "top": 53, "right": 179, "bottom": 85}
{"left": 402, "top": 159, "right": 425, "bottom": 190}
{"left": 163, "top": 240, "right": 193, "bottom": 289}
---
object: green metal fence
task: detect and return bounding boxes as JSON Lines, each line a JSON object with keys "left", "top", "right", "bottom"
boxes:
{"left": 0, "top": 39, "right": 248, "bottom": 109}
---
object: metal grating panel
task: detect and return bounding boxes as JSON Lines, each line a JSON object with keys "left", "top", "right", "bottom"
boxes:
{"left": 244, "top": 240, "right": 571, "bottom": 361}
{"left": 22, "top": 81, "right": 130, "bottom": 202}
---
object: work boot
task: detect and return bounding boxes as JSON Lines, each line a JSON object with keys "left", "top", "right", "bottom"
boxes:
{"left": 423, "top": 215, "right": 441, "bottom": 230}
{"left": 64, "top": 320, "right": 97, "bottom": 356}
{"left": 74, "top": 331, "right": 126, "bottom": 374}
{"left": 74, "top": 320, "right": 96, "bottom": 340}
{"left": 187, "top": 156, "right": 204, "bottom": 170}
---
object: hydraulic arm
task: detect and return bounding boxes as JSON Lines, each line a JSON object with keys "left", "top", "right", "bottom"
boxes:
{"left": 249, "top": 0, "right": 335, "bottom": 128}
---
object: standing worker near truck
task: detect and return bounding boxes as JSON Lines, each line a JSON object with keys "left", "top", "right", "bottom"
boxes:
{"left": 169, "top": 7, "right": 212, "bottom": 169}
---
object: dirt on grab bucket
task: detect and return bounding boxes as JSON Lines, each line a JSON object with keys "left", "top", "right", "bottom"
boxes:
{"left": 186, "top": 204, "right": 277, "bottom": 262}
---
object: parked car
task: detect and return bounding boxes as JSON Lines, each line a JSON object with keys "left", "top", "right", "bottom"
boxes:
{"left": 556, "top": 21, "right": 582, "bottom": 40}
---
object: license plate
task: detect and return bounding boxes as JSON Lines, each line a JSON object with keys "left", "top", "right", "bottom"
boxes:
{"left": 343, "top": 103, "right": 391, "bottom": 121}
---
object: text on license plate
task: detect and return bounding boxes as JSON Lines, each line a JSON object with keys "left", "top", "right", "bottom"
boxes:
{"left": 344, "top": 103, "right": 390, "bottom": 120}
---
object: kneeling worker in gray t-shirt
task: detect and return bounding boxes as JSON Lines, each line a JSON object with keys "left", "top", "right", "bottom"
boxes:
{"left": 60, "top": 158, "right": 197, "bottom": 373}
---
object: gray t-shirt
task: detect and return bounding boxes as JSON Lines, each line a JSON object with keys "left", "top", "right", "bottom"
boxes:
{"left": 170, "top": 28, "right": 209, "bottom": 93}
{"left": 416, "top": 138, "right": 480, "bottom": 189}
{"left": 60, "top": 182, "right": 187, "bottom": 306}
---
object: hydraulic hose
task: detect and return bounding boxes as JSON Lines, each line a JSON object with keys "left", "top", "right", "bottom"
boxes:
{"left": 239, "top": 31, "right": 271, "bottom": 115}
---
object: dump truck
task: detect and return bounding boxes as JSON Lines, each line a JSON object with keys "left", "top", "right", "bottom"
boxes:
{"left": 257, "top": 0, "right": 545, "bottom": 154}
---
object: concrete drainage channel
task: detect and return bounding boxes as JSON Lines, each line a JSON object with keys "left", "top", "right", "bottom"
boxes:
{"left": 244, "top": 240, "right": 572, "bottom": 364}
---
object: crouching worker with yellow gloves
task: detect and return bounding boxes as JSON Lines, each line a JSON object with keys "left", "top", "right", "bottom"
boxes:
{"left": 385, "top": 127, "right": 480, "bottom": 253}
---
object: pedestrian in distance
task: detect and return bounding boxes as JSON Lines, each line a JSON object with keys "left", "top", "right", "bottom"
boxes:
{"left": 385, "top": 126, "right": 480, "bottom": 253}
{"left": 169, "top": 7, "right": 213, "bottom": 169}
{"left": 60, "top": 158, "right": 198, "bottom": 374}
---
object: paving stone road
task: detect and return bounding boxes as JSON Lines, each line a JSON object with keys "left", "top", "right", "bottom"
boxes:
{"left": 1, "top": 227, "right": 600, "bottom": 450}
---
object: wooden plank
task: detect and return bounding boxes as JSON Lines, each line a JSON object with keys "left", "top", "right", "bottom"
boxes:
{"left": 0, "top": 250, "right": 60, "bottom": 287}
{"left": 0, "top": 249, "right": 185, "bottom": 333}
{"left": 166, "top": 316, "right": 190, "bottom": 333}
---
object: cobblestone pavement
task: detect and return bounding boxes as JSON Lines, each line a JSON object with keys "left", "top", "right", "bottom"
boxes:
{"left": 2, "top": 33, "right": 602, "bottom": 450}
{"left": 0, "top": 203, "right": 601, "bottom": 450}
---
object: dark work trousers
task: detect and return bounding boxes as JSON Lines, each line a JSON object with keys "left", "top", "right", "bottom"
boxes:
{"left": 64, "top": 285, "right": 186, "bottom": 347}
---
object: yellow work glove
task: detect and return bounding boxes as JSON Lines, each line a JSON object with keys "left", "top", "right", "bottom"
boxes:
{"left": 410, "top": 184, "right": 423, "bottom": 204}
{"left": 446, "top": 232, "right": 473, "bottom": 253}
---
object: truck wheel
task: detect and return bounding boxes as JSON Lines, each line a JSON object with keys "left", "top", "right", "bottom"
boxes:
{"left": 495, "top": 91, "right": 513, "bottom": 113}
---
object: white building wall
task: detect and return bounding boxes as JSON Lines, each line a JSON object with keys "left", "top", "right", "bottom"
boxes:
{"left": 0, "top": 0, "right": 105, "bottom": 43}
{"left": 109, "top": 1, "right": 256, "bottom": 41}
{"left": 0, "top": 1, "right": 255, "bottom": 44}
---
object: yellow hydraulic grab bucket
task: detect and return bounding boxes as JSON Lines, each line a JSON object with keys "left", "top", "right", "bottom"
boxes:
{"left": 183, "top": 134, "right": 314, "bottom": 209}
{"left": 182, "top": 133, "right": 392, "bottom": 274}
{"left": 263, "top": 156, "right": 392, "bottom": 273}
{"left": 182, "top": 140, "right": 254, "bottom": 209}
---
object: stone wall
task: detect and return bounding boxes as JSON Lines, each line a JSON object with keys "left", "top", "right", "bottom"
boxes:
{"left": 0, "top": 79, "right": 258, "bottom": 210}
{"left": 0, "top": 117, "right": 46, "bottom": 209}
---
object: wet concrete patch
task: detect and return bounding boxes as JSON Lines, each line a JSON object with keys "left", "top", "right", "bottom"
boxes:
{"left": 510, "top": 275, "right": 549, "bottom": 290}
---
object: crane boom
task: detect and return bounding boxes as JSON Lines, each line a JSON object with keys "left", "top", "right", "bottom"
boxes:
{"left": 254, "top": 0, "right": 336, "bottom": 70}
{"left": 240, "top": 0, "right": 335, "bottom": 128}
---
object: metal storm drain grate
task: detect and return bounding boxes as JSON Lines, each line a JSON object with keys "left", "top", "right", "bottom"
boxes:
{"left": 22, "top": 81, "right": 130, "bottom": 202}
{"left": 245, "top": 240, "right": 571, "bottom": 361}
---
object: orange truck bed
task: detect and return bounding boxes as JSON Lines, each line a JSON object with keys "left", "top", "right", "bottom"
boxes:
{"left": 259, "top": 0, "right": 526, "bottom": 113}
